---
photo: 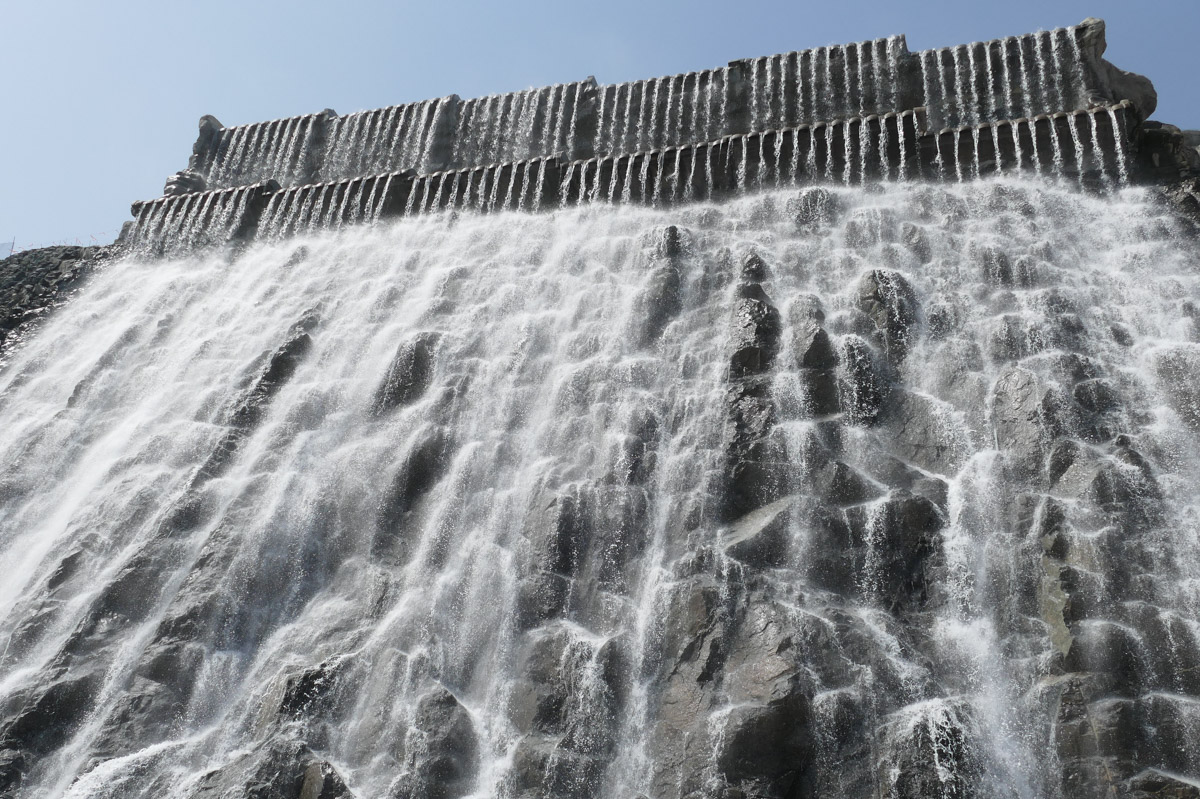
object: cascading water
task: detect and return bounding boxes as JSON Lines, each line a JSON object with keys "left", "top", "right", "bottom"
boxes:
{"left": 5, "top": 13, "right": 1196, "bottom": 799}
{"left": 2, "top": 174, "right": 1200, "bottom": 799}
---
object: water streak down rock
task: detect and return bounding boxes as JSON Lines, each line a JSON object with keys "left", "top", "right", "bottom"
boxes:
{"left": 4, "top": 16, "right": 1200, "bottom": 799}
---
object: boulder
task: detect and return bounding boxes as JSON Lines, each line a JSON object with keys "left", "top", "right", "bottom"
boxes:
{"left": 372, "top": 425, "right": 455, "bottom": 562}
{"left": 1075, "top": 18, "right": 1158, "bottom": 120}
{"left": 796, "top": 367, "right": 840, "bottom": 416}
{"left": 509, "top": 736, "right": 606, "bottom": 799}
{"left": 632, "top": 262, "right": 682, "bottom": 347}
{"left": 198, "top": 310, "right": 320, "bottom": 481}
{"left": 722, "top": 377, "right": 784, "bottom": 519}
{"left": 838, "top": 335, "right": 889, "bottom": 426}
{"left": 372, "top": 332, "right": 441, "bottom": 415}
{"left": 729, "top": 283, "right": 782, "bottom": 378}
{"left": 1153, "top": 345, "right": 1200, "bottom": 432}
{"left": 391, "top": 688, "right": 479, "bottom": 799}
{"left": 278, "top": 656, "right": 351, "bottom": 722}
{"left": 740, "top": 251, "right": 769, "bottom": 282}
{"left": 845, "top": 489, "right": 944, "bottom": 609}
{"left": 787, "top": 293, "right": 825, "bottom": 325}
{"left": 86, "top": 640, "right": 205, "bottom": 762}
{"left": 854, "top": 269, "right": 920, "bottom": 364}
{"left": 714, "top": 691, "right": 812, "bottom": 797}
{"left": 514, "top": 571, "right": 571, "bottom": 630}
{"left": 1049, "top": 679, "right": 1135, "bottom": 799}
{"left": 190, "top": 737, "right": 354, "bottom": 799}
{"left": 901, "top": 222, "right": 932, "bottom": 264}
{"left": 990, "top": 365, "right": 1059, "bottom": 480}
{"left": 877, "top": 700, "right": 981, "bottom": 799}
{"left": 788, "top": 187, "right": 843, "bottom": 232}
{"left": 1125, "top": 770, "right": 1200, "bottom": 799}
{"left": 164, "top": 169, "right": 208, "bottom": 196}
{"left": 793, "top": 320, "right": 836, "bottom": 370}
{"left": 885, "top": 390, "right": 970, "bottom": 475}
{"left": 0, "top": 665, "right": 101, "bottom": 790}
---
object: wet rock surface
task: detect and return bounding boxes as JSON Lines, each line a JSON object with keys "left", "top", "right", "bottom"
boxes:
{"left": 2, "top": 179, "right": 1200, "bottom": 799}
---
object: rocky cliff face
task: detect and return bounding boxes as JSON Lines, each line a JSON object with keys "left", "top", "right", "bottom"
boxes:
{"left": 1, "top": 178, "right": 1199, "bottom": 799}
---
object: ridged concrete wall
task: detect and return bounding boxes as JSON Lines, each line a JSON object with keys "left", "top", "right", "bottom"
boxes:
{"left": 121, "top": 19, "right": 1153, "bottom": 253}
{"left": 125, "top": 102, "right": 1137, "bottom": 255}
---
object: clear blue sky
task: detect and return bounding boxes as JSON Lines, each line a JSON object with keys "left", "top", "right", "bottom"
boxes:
{"left": 2, "top": 0, "right": 1197, "bottom": 250}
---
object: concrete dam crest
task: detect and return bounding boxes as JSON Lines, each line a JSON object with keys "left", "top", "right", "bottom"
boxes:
{"left": 122, "top": 18, "right": 1165, "bottom": 255}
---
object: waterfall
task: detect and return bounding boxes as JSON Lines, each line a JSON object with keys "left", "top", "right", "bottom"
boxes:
{"left": 1107, "top": 106, "right": 1130, "bottom": 185}
{"left": 4, "top": 12, "right": 1186, "bottom": 797}
{"left": 3, "top": 179, "right": 1200, "bottom": 799}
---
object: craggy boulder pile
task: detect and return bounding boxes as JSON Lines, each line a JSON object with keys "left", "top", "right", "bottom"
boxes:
{"left": 0, "top": 245, "right": 113, "bottom": 359}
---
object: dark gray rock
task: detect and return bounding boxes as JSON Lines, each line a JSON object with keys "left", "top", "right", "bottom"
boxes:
{"left": 278, "top": 656, "right": 351, "bottom": 722}
{"left": 164, "top": 169, "right": 208, "bottom": 196}
{"left": 1064, "top": 621, "right": 1151, "bottom": 698}
{"left": 788, "top": 187, "right": 843, "bottom": 232}
{"left": 785, "top": 297, "right": 840, "bottom": 418}
{"left": 86, "top": 640, "right": 206, "bottom": 763}
{"left": 855, "top": 269, "right": 920, "bottom": 364}
{"left": 1125, "top": 769, "right": 1200, "bottom": 799}
{"left": 838, "top": 335, "right": 889, "bottom": 426}
{"left": 713, "top": 690, "right": 811, "bottom": 797}
{"left": 189, "top": 114, "right": 224, "bottom": 173}
{"left": 845, "top": 489, "right": 944, "bottom": 610}
{"left": 811, "top": 460, "right": 882, "bottom": 507}
{"left": 0, "top": 747, "right": 24, "bottom": 794}
{"left": 1076, "top": 18, "right": 1158, "bottom": 120}
{"left": 388, "top": 688, "right": 479, "bottom": 799}
{"left": 651, "top": 224, "right": 684, "bottom": 259}
{"left": 190, "top": 737, "right": 354, "bottom": 799}
{"left": 0, "top": 665, "right": 102, "bottom": 791}
{"left": 986, "top": 314, "right": 1039, "bottom": 363}
{"left": 877, "top": 701, "right": 981, "bottom": 799}
{"left": 739, "top": 251, "right": 769, "bottom": 282}
{"left": 515, "top": 571, "right": 571, "bottom": 630}
{"left": 901, "top": 222, "right": 932, "bottom": 264}
{"left": 978, "top": 245, "right": 1016, "bottom": 287}
{"left": 509, "top": 735, "right": 606, "bottom": 799}
{"left": 632, "top": 261, "right": 683, "bottom": 348}
{"left": 793, "top": 320, "right": 836, "bottom": 370}
{"left": 796, "top": 367, "right": 840, "bottom": 417}
{"left": 645, "top": 578, "right": 818, "bottom": 799}
{"left": 1153, "top": 345, "right": 1200, "bottom": 432}
{"left": 506, "top": 628, "right": 625, "bottom": 799}
{"left": 884, "top": 390, "right": 969, "bottom": 475}
{"left": 197, "top": 310, "right": 320, "bottom": 482}
{"left": 610, "top": 406, "right": 660, "bottom": 485}
{"left": 788, "top": 293, "right": 825, "bottom": 325}
{"left": 373, "top": 426, "right": 455, "bottom": 562}
{"left": 0, "top": 245, "right": 112, "bottom": 361}
{"left": 729, "top": 283, "right": 782, "bottom": 378}
{"left": 990, "top": 365, "right": 1057, "bottom": 480}
{"left": 508, "top": 628, "right": 574, "bottom": 735}
{"left": 722, "top": 377, "right": 783, "bottom": 519}
{"left": 372, "top": 332, "right": 441, "bottom": 415}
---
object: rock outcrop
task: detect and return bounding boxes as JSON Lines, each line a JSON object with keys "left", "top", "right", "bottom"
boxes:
{"left": 0, "top": 245, "right": 112, "bottom": 360}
